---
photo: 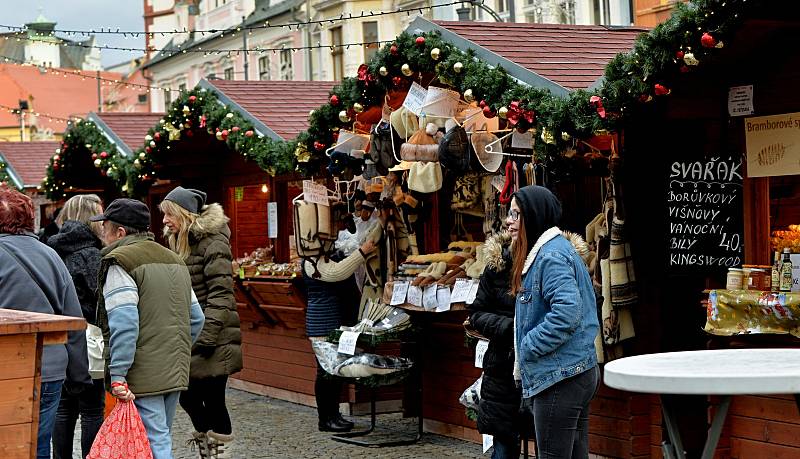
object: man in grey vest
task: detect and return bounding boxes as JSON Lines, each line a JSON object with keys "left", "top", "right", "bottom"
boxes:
{"left": 92, "top": 199, "right": 205, "bottom": 459}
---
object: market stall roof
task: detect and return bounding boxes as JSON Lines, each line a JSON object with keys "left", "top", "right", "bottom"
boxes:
{"left": 0, "top": 141, "right": 59, "bottom": 189}
{"left": 407, "top": 17, "right": 647, "bottom": 96}
{"left": 199, "top": 79, "right": 337, "bottom": 140}
{"left": 87, "top": 112, "right": 165, "bottom": 157}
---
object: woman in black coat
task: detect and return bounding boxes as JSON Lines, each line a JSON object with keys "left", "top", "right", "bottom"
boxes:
{"left": 468, "top": 231, "right": 523, "bottom": 459}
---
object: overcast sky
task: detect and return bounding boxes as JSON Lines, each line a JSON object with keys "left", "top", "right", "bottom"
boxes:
{"left": 2, "top": 0, "right": 147, "bottom": 67}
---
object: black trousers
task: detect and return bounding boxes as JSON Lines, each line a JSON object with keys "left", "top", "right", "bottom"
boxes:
{"left": 315, "top": 361, "right": 345, "bottom": 423}
{"left": 52, "top": 379, "right": 105, "bottom": 459}
{"left": 179, "top": 375, "right": 232, "bottom": 435}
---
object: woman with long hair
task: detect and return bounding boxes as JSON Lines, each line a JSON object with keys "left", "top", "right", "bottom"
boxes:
{"left": 49, "top": 194, "right": 106, "bottom": 459}
{"left": 160, "top": 187, "right": 242, "bottom": 459}
{"left": 509, "top": 185, "right": 600, "bottom": 459}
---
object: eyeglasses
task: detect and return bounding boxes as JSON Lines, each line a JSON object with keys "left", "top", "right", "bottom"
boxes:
{"left": 507, "top": 208, "right": 520, "bottom": 222}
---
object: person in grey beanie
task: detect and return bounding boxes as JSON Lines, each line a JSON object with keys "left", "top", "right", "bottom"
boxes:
{"left": 160, "top": 186, "right": 242, "bottom": 459}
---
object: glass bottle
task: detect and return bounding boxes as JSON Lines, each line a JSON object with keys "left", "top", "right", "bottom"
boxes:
{"left": 780, "top": 248, "right": 793, "bottom": 292}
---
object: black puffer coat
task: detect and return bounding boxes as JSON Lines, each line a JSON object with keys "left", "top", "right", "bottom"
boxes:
{"left": 47, "top": 220, "right": 102, "bottom": 325}
{"left": 468, "top": 232, "right": 522, "bottom": 443}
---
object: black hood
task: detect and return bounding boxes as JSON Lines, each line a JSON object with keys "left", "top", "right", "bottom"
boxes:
{"left": 513, "top": 185, "right": 562, "bottom": 244}
{"left": 47, "top": 220, "right": 102, "bottom": 256}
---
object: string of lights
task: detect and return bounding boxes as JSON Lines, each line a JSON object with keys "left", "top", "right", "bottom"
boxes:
{"left": 0, "top": 1, "right": 466, "bottom": 37}
{"left": 0, "top": 103, "right": 73, "bottom": 124}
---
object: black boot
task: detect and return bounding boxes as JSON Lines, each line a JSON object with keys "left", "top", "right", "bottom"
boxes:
{"left": 318, "top": 417, "right": 353, "bottom": 432}
{"left": 332, "top": 413, "right": 354, "bottom": 430}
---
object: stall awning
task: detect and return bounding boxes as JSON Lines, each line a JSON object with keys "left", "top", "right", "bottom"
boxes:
{"left": 0, "top": 141, "right": 59, "bottom": 189}
{"left": 198, "top": 80, "right": 337, "bottom": 141}
{"left": 88, "top": 112, "right": 165, "bottom": 157}
{"left": 407, "top": 17, "right": 647, "bottom": 95}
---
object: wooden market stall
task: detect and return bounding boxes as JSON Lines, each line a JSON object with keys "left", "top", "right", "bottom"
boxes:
{"left": 0, "top": 309, "right": 86, "bottom": 459}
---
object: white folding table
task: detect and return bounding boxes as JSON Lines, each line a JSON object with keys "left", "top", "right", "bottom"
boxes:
{"left": 604, "top": 349, "right": 800, "bottom": 459}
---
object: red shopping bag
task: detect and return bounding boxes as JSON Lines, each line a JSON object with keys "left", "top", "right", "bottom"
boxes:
{"left": 87, "top": 399, "right": 153, "bottom": 459}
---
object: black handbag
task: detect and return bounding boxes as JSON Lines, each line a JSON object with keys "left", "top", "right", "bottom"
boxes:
{"left": 369, "top": 121, "right": 400, "bottom": 176}
{"left": 438, "top": 124, "right": 471, "bottom": 173}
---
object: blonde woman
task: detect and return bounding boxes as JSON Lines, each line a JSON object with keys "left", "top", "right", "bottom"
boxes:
{"left": 160, "top": 187, "right": 242, "bottom": 459}
{"left": 47, "top": 194, "right": 106, "bottom": 459}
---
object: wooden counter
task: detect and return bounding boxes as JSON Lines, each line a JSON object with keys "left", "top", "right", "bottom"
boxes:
{"left": 0, "top": 309, "right": 86, "bottom": 459}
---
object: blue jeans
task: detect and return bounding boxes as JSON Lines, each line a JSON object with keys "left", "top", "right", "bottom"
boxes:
{"left": 37, "top": 380, "right": 64, "bottom": 459}
{"left": 524, "top": 365, "right": 600, "bottom": 459}
{"left": 492, "top": 435, "right": 520, "bottom": 459}
{"left": 134, "top": 391, "right": 181, "bottom": 459}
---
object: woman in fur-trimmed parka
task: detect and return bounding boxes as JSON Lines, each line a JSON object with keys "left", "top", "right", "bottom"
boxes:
{"left": 161, "top": 187, "right": 242, "bottom": 459}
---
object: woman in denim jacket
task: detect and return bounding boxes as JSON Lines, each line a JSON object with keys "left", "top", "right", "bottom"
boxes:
{"left": 509, "top": 185, "right": 600, "bottom": 459}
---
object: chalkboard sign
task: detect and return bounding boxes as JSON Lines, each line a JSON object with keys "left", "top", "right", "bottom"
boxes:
{"left": 666, "top": 156, "right": 744, "bottom": 270}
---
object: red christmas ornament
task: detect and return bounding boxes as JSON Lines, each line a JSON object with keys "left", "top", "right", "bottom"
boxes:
{"left": 100, "top": 151, "right": 108, "bottom": 159}
{"left": 189, "top": 95, "right": 197, "bottom": 103}
{"left": 154, "top": 132, "right": 161, "bottom": 141}
{"left": 91, "top": 153, "right": 98, "bottom": 160}
{"left": 415, "top": 36, "right": 425, "bottom": 46}
{"left": 53, "top": 164, "right": 60, "bottom": 171}
{"left": 232, "top": 126, "right": 240, "bottom": 132}
{"left": 654, "top": 84, "right": 671, "bottom": 96}
{"left": 330, "top": 95, "right": 340, "bottom": 105}
{"left": 676, "top": 50, "right": 685, "bottom": 59}
{"left": 483, "top": 106, "right": 496, "bottom": 119}
{"left": 390, "top": 45, "right": 398, "bottom": 55}
{"left": 220, "top": 129, "right": 229, "bottom": 140}
{"left": 245, "top": 130, "right": 254, "bottom": 137}
{"left": 313, "top": 141, "right": 325, "bottom": 151}
{"left": 701, "top": 32, "right": 717, "bottom": 48}
{"left": 392, "top": 76, "right": 402, "bottom": 87}
{"left": 680, "top": 65, "right": 690, "bottom": 73}
{"left": 186, "top": 130, "right": 194, "bottom": 137}
{"left": 479, "top": 100, "right": 487, "bottom": 108}
{"left": 145, "top": 147, "right": 152, "bottom": 153}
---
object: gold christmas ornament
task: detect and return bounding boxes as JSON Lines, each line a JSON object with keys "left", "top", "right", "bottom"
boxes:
{"left": 149, "top": 141, "right": 156, "bottom": 147}
{"left": 294, "top": 143, "right": 311, "bottom": 163}
{"left": 353, "top": 103, "right": 364, "bottom": 113}
{"left": 308, "top": 110, "right": 315, "bottom": 119}
{"left": 684, "top": 52, "right": 699, "bottom": 66}
{"left": 134, "top": 159, "right": 142, "bottom": 169}
{"left": 561, "top": 132, "right": 571, "bottom": 142}
{"left": 715, "top": 41, "right": 724, "bottom": 48}
{"left": 226, "top": 113, "right": 234, "bottom": 118}
{"left": 540, "top": 127, "right": 556, "bottom": 145}
{"left": 182, "top": 105, "right": 191, "bottom": 115}
{"left": 498, "top": 106, "right": 509, "bottom": 119}
{"left": 464, "top": 89, "right": 475, "bottom": 103}
{"left": 339, "top": 110, "right": 350, "bottom": 123}
{"left": 453, "top": 62, "right": 464, "bottom": 73}
{"left": 139, "top": 152, "right": 146, "bottom": 160}
{"left": 430, "top": 47, "right": 441, "bottom": 60}
{"left": 379, "top": 66, "right": 388, "bottom": 76}
{"left": 401, "top": 64, "right": 413, "bottom": 77}
{"left": 93, "top": 159, "right": 102, "bottom": 168}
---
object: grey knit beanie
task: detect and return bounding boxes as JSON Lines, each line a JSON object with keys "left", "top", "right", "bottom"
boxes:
{"left": 164, "top": 186, "right": 207, "bottom": 214}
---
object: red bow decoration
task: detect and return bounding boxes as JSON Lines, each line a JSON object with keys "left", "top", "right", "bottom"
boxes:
{"left": 357, "top": 64, "right": 375, "bottom": 86}
{"left": 506, "top": 101, "right": 535, "bottom": 127}
{"left": 199, "top": 115, "right": 207, "bottom": 128}
{"left": 589, "top": 95, "right": 606, "bottom": 119}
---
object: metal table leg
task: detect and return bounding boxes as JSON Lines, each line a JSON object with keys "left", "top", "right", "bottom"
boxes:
{"left": 660, "top": 396, "right": 686, "bottom": 459}
{"left": 700, "top": 396, "right": 731, "bottom": 459}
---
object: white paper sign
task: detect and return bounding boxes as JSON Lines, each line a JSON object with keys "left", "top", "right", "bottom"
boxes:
{"left": 407, "top": 285, "right": 423, "bottom": 307}
{"left": 466, "top": 280, "right": 481, "bottom": 304}
{"left": 436, "top": 287, "right": 451, "bottom": 312}
{"left": 482, "top": 434, "right": 494, "bottom": 454}
{"left": 402, "top": 82, "right": 428, "bottom": 115}
{"left": 423, "top": 285, "right": 438, "bottom": 310}
{"left": 511, "top": 130, "right": 534, "bottom": 150}
{"left": 728, "top": 85, "right": 754, "bottom": 117}
{"left": 744, "top": 112, "right": 800, "bottom": 178}
{"left": 421, "top": 86, "right": 461, "bottom": 118}
{"left": 475, "top": 339, "right": 489, "bottom": 368}
{"left": 450, "top": 279, "right": 472, "bottom": 303}
{"left": 302, "top": 180, "right": 329, "bottom": 206}
{"left": 390, "top": 281, "right": 410, "bottom": 305}
{"left": 267, "top": 202, "right": 278, "bottom": 239}
{"left": 337, "top": 331, "right": 360, "bottom": 355}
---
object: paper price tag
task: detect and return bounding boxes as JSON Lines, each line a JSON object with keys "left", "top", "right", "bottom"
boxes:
{"left": 475, "top": 339, "right": 489, "bottom": 368}
{"left": 436, "top": 287, "right": 451, "bottom": 312}
{"left": 402, "top": 82, "right": 428, "bottom": 115}
{"left": 407, "top": 285, "right": 423, "bottom": 307}
{"left": 302, "top": 180, "right": 329, "bottom": 206}
{"left": 390, "top": 281, "right": 410, "bottom": 305}
{"left": 422, "top": 285, "right": 438, "bottom": 310}
{"left": 466, "top": 280, "right": 481, "bottom": 304}
{"left": 511, "top": 129, "right": 534, "bottom": 149}
{"left": 482, "top": 434, "right": 494, "bottom": 454}
{"left": 450, "top": 279, "right": 471, "bottom": 303}
{"left": 337, "top": 331, "right": 360, "bottom": 356}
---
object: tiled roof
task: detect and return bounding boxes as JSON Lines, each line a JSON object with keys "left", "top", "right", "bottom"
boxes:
{"left": 432, "top": 21, "right": 647, "bottom": 91}
{"left": 204, "top": 80, "right": 337, "bottom": 140}
{"left": 91, "top": 112, "right": 165, "bottom": 156}
{"left": 0, "top": 141, "right": 59, "bottom": 188}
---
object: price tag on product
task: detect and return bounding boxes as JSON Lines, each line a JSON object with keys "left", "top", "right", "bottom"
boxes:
{"left": 402, "top": 82, "right": 428, "bottom": 115}
{"left": 407, "top": 285, "right": 423, "bottom": 307}
{"left": 390, "top": 281, "right": 410, "bottom": 305}
{"left": 302, "top": 180, "right": 329, "bottom": 206}
{"left": 422, "top": 285, "right": 439, "bottom": 310}
{"left": 450, "top": 279, "right": 472, "bottom": 303}
{"left": 337, "top": 331, "right": 360, "bottom": 356}
{"left": 466, "top": 280, "right": 481, "bottom": 305}
{"left": 475, "top": 339, "right": 489, "bottom": 368}
{"left": 436, "top": 287, "right": 451, "bottom": 312}
{"left": 482, "top": 434, "right": 494, "bottom": 454}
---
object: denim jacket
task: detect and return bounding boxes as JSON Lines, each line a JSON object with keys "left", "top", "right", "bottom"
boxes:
{"left": 515, "top": 234, "right": 599, "bottom": 398}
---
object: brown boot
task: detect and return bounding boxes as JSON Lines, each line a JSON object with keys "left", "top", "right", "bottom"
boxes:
{"left": 206, "top": 431, "right": 234, "bottom": 459}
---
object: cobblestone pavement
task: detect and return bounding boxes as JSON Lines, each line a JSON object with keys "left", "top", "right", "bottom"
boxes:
{"left": 73, "top": 388, "right": 485, "bottom": 458}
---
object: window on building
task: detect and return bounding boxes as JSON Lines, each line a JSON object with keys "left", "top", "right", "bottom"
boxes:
{"left": 331, "top": 27, "right": 344, "bottom": 81}
{"left": 497, "top": 0, "right": 508, "bottom": 13}
{"left": 258, "top": 56, "right": 270, "bottom": 80}
{"left": 558, "top": 0, "right": 576, "bottom": 24}
{"left": 362, "top": 22, "right": 379, "bottom": 62}
{"left": 164, "top": 89, "right": 172, "bottom": 108}
{"left": 279, "top": 49, "right": 293, "bottom": 80}
{"left": 592, "top": 0, "right": 611, "bottom": 24}
{"left": 311, "top": 30, "right": 322, "bottom": 80}
{"left": 179, "top": 83, "right": 187, "bottom": 92}
{"left": 138, "top": 94, "right": 147, "bottom": 104}
{"left": 224, "top": 67, "right": 234, "bottom": 80}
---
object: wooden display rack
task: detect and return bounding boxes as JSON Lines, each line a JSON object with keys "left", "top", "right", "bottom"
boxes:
{"left": 234, "top": 276, "right": 306, "bottom": 329}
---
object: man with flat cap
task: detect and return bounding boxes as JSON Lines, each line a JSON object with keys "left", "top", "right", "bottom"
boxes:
{"left": 92, "top": 198, "right": 205, "bottom": 459}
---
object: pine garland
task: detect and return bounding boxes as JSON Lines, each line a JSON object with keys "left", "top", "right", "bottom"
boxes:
{"left": 0, "top": 159, "right": 18, "bottom": 189}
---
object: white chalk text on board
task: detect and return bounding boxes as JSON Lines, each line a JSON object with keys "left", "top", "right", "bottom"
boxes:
{"left": 667, "top": 156, "right": 743, "bottom": 269}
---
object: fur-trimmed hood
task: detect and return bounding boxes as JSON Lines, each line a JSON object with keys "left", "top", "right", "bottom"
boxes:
{"left": 563, "top": 231, "right": 591, "bottom": 267}
{"left": 482, "top": 230, "right": 589, "bottom": 272}
{"left": 190, "top": 203, "right": 231, "bottom": 240}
